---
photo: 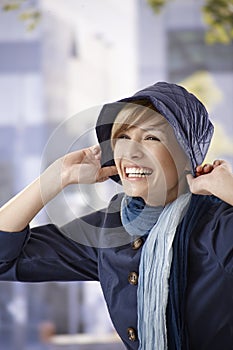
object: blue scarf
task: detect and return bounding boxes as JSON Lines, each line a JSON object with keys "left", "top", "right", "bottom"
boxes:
{"left": 121, "top": 196, "right": 163, "bottom": 236}
{"left": 121, "top": 193, "right": 191, "bottom": 349}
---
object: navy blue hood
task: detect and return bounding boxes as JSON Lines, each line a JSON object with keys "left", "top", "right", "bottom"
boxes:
{"left": 96, "top": 81, "right": 214, "bottom": 183}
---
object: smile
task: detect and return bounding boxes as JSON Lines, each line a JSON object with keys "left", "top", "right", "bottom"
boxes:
{"left": 125, "top": 167, "right": 153, "bottom": 178}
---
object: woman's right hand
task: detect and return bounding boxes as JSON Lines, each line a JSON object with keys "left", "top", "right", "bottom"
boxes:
{"left": 60, "top": 145, "right": 118, "bottom": 187}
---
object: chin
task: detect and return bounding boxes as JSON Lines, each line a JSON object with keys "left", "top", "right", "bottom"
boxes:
{"left": 123, "top": 186, "right": 147, "bottom": 199}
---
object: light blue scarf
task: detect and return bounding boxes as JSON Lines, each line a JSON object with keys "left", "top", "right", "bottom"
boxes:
{"left": 121, "top": 193, "right": 191, "bottom": 349}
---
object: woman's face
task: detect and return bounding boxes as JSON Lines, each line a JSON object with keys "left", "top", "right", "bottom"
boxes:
{"left": 113, "top": 114, "right": 190, "bottom": 206}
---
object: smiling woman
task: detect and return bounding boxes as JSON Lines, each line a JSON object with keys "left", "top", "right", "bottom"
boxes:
{"left": 111, "top": 102, "right": 190, "bottom": 206}
{"left": 0, "top": 81, "right": 233, "bottom": 350}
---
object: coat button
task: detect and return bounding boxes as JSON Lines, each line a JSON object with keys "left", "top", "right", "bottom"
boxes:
{"left": 127, "top": 327, "right": 137, "bottom": 342}
{"left": 128, "top": 271, "right": 138, "bottom": 285}
{"left": 132, "top": 238, "right": 143, "bottom": 250}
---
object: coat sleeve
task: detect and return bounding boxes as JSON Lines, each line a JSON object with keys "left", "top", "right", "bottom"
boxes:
{"left": 0, "top": 210, "right": 105, "bottom": 282}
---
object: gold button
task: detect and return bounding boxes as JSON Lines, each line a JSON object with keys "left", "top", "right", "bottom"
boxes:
{"left": 128, "top": 271, "right": 138, "bottom": 285}
{"left": 127, "top": 327, "right": 137, "bottom": 342}
{"left": 132, "top": 238, "right": 143, "bottom": 250}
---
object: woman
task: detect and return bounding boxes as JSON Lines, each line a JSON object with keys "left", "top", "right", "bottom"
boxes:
{"left": 0, "top": 82, "right": 232, "bottom": 349}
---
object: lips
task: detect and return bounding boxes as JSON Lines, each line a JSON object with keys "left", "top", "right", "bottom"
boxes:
{"left": 125, "top": 167, "right": 153, "bottom": 178}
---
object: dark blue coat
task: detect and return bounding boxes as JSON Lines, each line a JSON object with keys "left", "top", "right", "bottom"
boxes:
{"left": 0, "top": 193, "right": 232, "bottom": 349}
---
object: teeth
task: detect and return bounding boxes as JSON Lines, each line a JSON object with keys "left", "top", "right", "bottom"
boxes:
{"left": 125, "top": 167, "right": 152, "bottom": 177}
{"left": 128, "top": 173, "right": 147, "bottom": 178}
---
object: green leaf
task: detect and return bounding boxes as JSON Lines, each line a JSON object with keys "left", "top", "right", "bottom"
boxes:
{"left": 2, "top": 3, "right": 20, "bottom": 11}
{"left": 146, "top": 0, "right": 168, "bottom": 13}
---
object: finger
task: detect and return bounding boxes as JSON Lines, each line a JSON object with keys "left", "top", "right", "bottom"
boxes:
{"left": 195, "top": 167, "right": 204, "bottom": 177}
{"left": 195, "top": 172, "right": 202, "bottom": 177}
{"left": 195, "top": 164, "right": 213, "bottom": 176}
{"left": 203, "top": 164, "right": 213, "bottom": 173}
{"left": 97, "top": 166, "right": 118, "bottom": 181}
{"left": 215, "top": 159, "right": 232, "bottom": 172}
{"left": 90, "top": 145, "right": 101, "bottom": 155}
{"left": 213, "top": 159, "right": 221, "bottom": 168}
{"left": 81, "top": 147, "right": 101, "bottom": 166}
{"left": 86, "top": 145, "right": 101, "bottom": 160}
{"left": 196, "top": 165, "right": 203, "bottom": 173}
{"left": 96, "top": 177, "right": 109, "bottom": 183}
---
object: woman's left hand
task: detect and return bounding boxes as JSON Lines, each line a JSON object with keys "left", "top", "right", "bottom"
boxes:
{"left": 186, "top": 160, "right": 233, "bottom": 205}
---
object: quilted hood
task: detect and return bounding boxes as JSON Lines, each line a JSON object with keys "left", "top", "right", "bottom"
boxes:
{"left": 96, "top": 81, "right": 214, "bottom": 183}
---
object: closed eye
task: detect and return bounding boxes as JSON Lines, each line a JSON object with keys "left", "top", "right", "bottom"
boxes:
{"left": 145, "top": 135, "right": 160, "bottom": 141}
{"left": 117, "top": 134, "right": 130, "bottom": 140}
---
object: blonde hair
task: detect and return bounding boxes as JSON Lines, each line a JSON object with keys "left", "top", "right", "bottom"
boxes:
{"left": 111, "top": 100, "right": 162, "bottom": 148}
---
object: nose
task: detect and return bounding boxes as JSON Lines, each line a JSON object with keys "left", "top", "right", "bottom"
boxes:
{"left": 124, "top": 140, "right": 144, "bottom": 160}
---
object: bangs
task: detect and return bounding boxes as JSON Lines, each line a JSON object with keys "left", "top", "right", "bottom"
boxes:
{"left": 111, "top": 100, "right": 161, "bottom": 148}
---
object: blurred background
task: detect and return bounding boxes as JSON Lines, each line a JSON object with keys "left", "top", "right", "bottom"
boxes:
{"left": 0, "top": 0, "right": 233, "bottom": 349}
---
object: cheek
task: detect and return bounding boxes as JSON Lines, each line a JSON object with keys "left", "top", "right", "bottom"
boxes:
{"left": 160, "top": 139, "right": 188, "bottom": 172}
{"left": 113, "top": 148, "right": 122, "bottom": 174}
{"left": 113, "top": 142, "right": 124, "bottom": 160}
{"left": 164, "top": 135, "right": 189, "bottom": 170}
{"left": 157, "top": 148, "right": 178, "bottom": 181}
